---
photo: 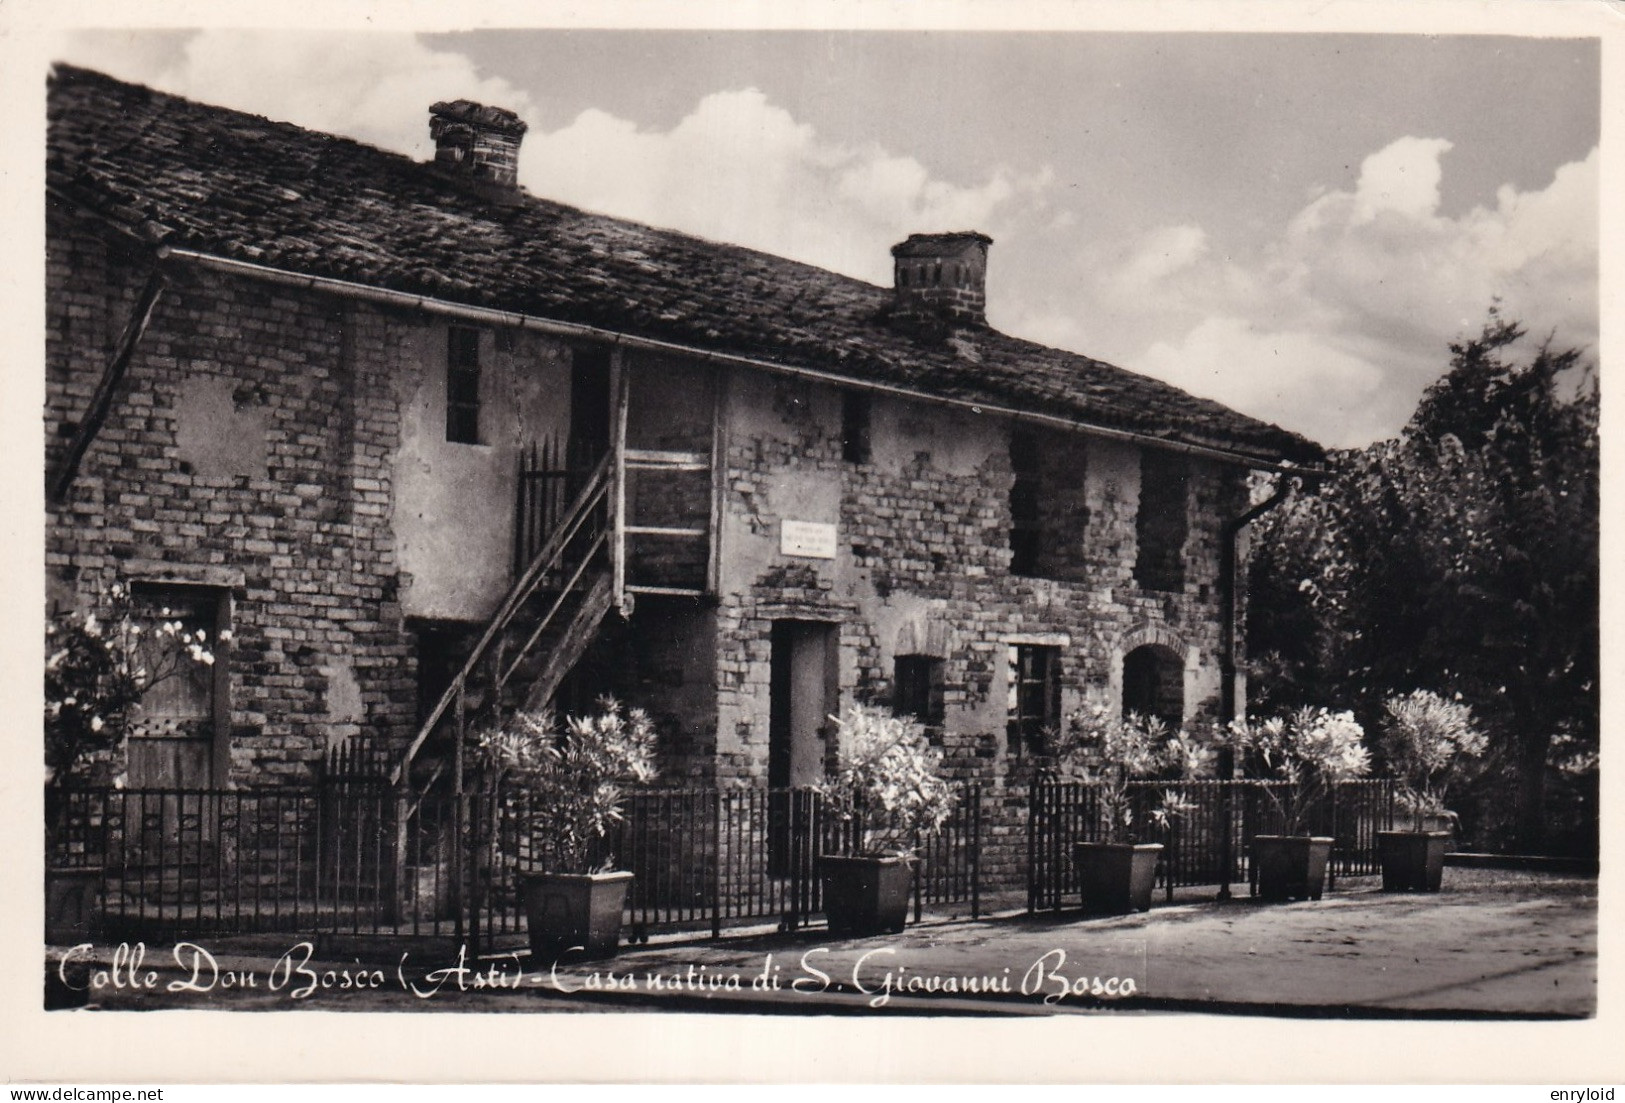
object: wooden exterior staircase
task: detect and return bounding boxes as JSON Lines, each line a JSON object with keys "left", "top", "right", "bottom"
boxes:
{"left": 391, "top": 450, "right": 619, "bottom": 799}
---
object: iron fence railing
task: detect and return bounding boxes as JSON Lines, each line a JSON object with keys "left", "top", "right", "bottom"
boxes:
{"left": 468, "top": 783, "right": 984, "bottom": 948}
{"left": 1027, "top": 777, "right": 1394, "bottom": 913}
{"left": 47, "top": 781, "right": 984, "bottom": 952}
{"left": 48, "top": 776, "right": 1391, "bottom": 945}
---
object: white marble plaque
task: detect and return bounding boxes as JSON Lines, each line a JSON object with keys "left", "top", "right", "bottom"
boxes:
{"left": 780, "top": 520, "right": 837, "bottom": 559}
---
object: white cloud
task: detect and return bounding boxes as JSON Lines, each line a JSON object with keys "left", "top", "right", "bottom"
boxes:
{"left": 1353, "top": 136, "right": 1454, "bottom": 223}
{"left": 58, "top": 30, "right": 537, "bottom": 160}
{"left": 1139, "top": 318, "right": 1399, "bottom": 448}
{"left": 58, "top": 31, "right": 1056, "bottom": 286}
{"left": 1119, "top": 224, "right": 1209, "bottom": 290}
{"left": 530, "top": 89, "right": 1049, "bottom": 283}
{"left": 1093, "top": 136, "right": 1598, "bottom": 446}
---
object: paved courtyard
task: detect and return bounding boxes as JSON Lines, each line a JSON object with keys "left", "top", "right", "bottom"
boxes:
{"left": 50, "top": 867, "right": 1595, "bottom": 1017}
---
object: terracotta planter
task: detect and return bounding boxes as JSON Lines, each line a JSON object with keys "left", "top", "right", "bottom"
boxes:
{"left": 1073, "top": 842, "right": 1163, "bottom": 914}
{"left": 45, "top": 867, "right": 102, "bottom": 946}
{"left": 1378, "top": 830, "right": 1452, "bottom": 892}
{"left": 818, "top": 855, "right": 914, "bottom": 936}
{"left": 520, "top": 870, "right": 633, "bottom": 961}
{"left": 1252, "top": 835, "right": 1333, "bottom": 902}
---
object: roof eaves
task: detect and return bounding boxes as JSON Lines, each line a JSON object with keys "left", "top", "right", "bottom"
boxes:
{"left": 147, "top": 240, "right": 1322, "bottom": 473}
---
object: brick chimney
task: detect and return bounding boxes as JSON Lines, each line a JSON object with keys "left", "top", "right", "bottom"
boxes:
{"left": 890, "top": 231, "right": 992, "bottom": 332}
{"left": 429, "top": 100, "right": 527, "bottom": 191}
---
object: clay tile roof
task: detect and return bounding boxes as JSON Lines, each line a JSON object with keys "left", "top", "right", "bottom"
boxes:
{"left": 46, "top": 63, "right": 1324, "bottom": 466}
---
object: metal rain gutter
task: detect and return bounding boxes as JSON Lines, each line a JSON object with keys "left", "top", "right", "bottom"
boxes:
{"left": 154, "top": 245, "right": 1327, "bottom": 476}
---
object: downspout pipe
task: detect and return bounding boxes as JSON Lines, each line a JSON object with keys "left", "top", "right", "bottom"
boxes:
{"left": 1218, "top": 476, "right": 1298, "bottom": 735}
{"left": 48, "top": 266, "right": 169, "bottom": 504}
{"left": 1213, "top": 470, "right": 1320, "bottom": 900}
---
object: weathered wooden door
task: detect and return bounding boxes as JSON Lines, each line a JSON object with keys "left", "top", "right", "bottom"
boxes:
{"left": 126, "top": 584, "right": 223, "bottom": 790}
{"left": 770, "top": 620, "right": 837, "bottom": 789}
{"left": 767, "top": 620, "right": 838, "bottom": 884}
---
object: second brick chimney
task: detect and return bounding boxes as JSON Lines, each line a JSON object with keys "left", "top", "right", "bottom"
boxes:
{"left": 890, "top": 231, "right": 992, "bottom": 333}
{"left": 429, "top": 100, "right": 528, "bottom": 191}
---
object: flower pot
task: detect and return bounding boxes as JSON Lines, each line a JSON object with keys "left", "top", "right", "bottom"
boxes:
{"left": 45, "top": 866, "right": 102, "bottom": 945}
{"left": 520, "top": 870, "right": 634, "bottom": 961}
{"left": 1252, "top": 835, "right": 1333, "bottom": 902}
{"left": 818, "top": 855, "right": 914, "bottom": 936}
{"left": 1073, "top": 842, "right": 1163, "bottom": 914}
{"left": 1377, "top": 830, "right": 1452, "bottom": 892}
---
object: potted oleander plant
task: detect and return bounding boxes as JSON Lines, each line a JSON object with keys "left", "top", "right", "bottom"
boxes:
{"left": 1228, "top": 707, "right": 1370, "bottom": 902}
{"left": 816, "top": 705, "right": 957, "bottom": 936}
{"left": 478, "top": 699, "right": 657, "bottom": 961}
{"left": 1052, "top": 702, "right": 1209, "bottom": 914}
{"left": 1375, "top": 689, "right": 1486, "bottom": 892}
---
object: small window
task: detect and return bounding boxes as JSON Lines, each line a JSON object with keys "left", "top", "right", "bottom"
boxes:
{"left": 894, "top": 655, "right": 945, "bottom": 728}
{"left": 1135, "top": 450, "right": 1189, "bottom": 591}
{"left": 446, "top": 327, "right": 481, "bottom": 444}
{"left": 841, "top": 391, "right": 872, "bottom": 464}
{"left": 1123, "top": 644, "right": 1184, "bottom": 729}
{"left": 1007, "top": 644, "right": 1061, "bottom": 756}
{"left": 1009, "top": 428, "right": 1042, "bottom": 576}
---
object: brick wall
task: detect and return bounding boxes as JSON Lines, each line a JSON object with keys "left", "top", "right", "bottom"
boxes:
{"left": 46, "top": 208, "right": 423, "bottom": 783}
{"left": 702, "top": 369, "right": 1250, "bottom": 891}
{"left": 46, "top": 202, "right": 1255, "bottom": 843}
{"left": 44, "top": 207, "right": 581, "bottom": 785}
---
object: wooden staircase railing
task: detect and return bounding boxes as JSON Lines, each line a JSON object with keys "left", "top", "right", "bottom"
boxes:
{"left": 391, "top": 450, "right": 616, "bottom": 795}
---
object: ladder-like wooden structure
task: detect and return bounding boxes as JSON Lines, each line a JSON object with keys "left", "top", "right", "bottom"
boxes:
{"left": 391, "top": 451, "right": 617, "bottom": 799}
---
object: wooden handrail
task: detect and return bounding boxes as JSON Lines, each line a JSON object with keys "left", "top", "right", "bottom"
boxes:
{"left": 391, "top": 452, "right": 614, "bottom": 787}
{"left": 499, "top": 528, "right": 608, "bottom": 689}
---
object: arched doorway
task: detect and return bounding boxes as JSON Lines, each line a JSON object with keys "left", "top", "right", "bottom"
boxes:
{"left": 1122, "top": 644, "right": 1184, "bottom": 729}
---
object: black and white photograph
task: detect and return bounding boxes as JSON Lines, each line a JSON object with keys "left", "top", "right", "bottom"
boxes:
{"left": 5, "top": 0, "right": 1617, "bottom": 1087}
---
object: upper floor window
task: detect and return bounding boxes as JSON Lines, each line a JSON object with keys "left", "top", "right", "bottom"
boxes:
{"left": 446, "top": 326, "right": 481, "bottom": 444}
{"left": 894, "top": 654, "right": 945, "bottom": 729}
{"left": 1135, "top": 449, "right": 1188, "bottom": 591}
{"left": 1007, "top": 643, "right": 1060, "bottom": 756}
{"left": 841, "top": 391, "right": 872, "bottom": 464}
{"left": 1009, "top": 428, "right": 1042, "bottom": 576}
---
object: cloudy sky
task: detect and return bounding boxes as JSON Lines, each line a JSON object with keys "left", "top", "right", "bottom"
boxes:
{"left": 54, "top": 27, "right": 1599, "bottom": 448}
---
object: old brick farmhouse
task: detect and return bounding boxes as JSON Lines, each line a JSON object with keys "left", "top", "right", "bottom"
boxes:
{"left": 45, "top": 64, "right": 1324, "bottom": 807}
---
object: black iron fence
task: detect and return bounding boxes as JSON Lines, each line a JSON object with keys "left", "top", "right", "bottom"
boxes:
{"left": 465, "top": 784, "right": 983, "bottom": 949}
{"left": 47, "top": 781, "right": 984, "bottom": 953}
{"left": 49, "top": 776, "right": 1392, "bottom": 947}
{"left": 1027, "top": 777, "right": 1395, "bottom": 913}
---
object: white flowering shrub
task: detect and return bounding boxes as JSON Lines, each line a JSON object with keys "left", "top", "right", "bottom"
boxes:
{"left": 45, "top": 582, "right": 217, "bottom": 787}
{"left": 478, "top": 698, "right": 658, "bottom": 875}
{"left": 819, "top": 705, "right": 956, "bottom": 858}
{"left": 1051, "top": 700, "right": 1213, "bottom": 842}
{"left": 1228, "top": 706, "right": 1371, "bottom": 835}
{"left": 1380, "top": 689, "right": 1487, "bottom": 829}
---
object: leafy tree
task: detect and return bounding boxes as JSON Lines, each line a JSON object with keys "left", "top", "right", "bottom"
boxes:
{"left": 1246, "top": 310, "right": 1598, "bottom": 854}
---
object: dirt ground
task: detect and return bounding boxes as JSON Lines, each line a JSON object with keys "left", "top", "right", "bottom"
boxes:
{"left": 50, "top": 867, "right": 1596, "bottom": 1017}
